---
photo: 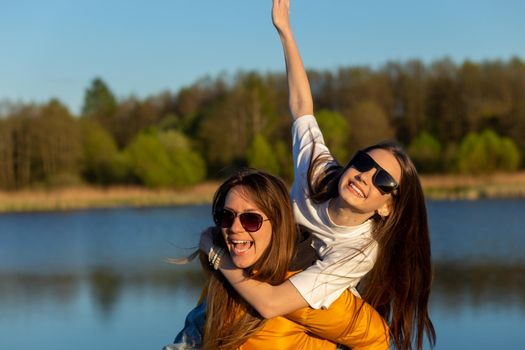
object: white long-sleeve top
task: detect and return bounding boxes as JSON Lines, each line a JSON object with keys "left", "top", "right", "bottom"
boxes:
{"left": 288, "top": 115, "right": 378, "bottom": 309}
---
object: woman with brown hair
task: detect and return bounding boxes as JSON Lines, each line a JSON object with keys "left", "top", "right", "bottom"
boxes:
{"left": 168, "top": 168, "right": 388, "bottom": 349}
{"left": 200, "top": 1, "right": 436, "bottom": 349}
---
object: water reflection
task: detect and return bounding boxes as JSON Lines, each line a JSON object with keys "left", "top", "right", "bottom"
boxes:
{"left": 1, "top": 262, "right": 523, "bottom": 317}
{"left": 433, "top": 262, "right": 525, "bottom": 310}
{"left": 0, "top": 264, "right": 523, "bottom": 350}
{"left": 1, "top": 201, "right": 524, "bottom": 349}
{"left": 89, "top": 268, "right": 123, "bottom": 319}
{"left": 0, "top": 268, "right": 203, "bottom": 315}
{"left": 0, "top": 273, "right": 79, "bottom": 320}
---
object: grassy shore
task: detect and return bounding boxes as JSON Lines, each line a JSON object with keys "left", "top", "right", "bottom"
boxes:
{"left": 420, "top": 172, "right": 525, "bottom": 200}
{"left": 0, "top": 182, "right": 220, "bottom": 213}
{"left": 2, "top": 172, "right": 525, "bottom": 213}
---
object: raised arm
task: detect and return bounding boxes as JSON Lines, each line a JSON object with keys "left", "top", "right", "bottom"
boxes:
{"left": 272, "top": 0, "right": 313, "bottom": 120}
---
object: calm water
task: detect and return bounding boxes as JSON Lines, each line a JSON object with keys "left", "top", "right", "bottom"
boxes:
{"left": 1, "top": 200, "right": 524, "bottom": 349}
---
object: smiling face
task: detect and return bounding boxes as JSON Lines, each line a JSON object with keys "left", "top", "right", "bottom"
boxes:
{"left": 337, "top": 148, "right": 402, "bottom": 218}
{"left": 221, "top": 185, "right": 273, "bottom": 269}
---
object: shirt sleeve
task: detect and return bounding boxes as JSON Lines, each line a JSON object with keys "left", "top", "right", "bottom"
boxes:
{"left": 291, "top": 115, "right": 334, "bottom": 196}
{"left": 285, "top": 289, "right": 390, "bottom": 350}
{"left": 289, "top": 239, "right": 378, "bottom": 309}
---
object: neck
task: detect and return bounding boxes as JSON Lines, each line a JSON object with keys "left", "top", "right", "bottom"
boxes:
{"left": 328, "top": 197, "right": 371, "bottom": 226}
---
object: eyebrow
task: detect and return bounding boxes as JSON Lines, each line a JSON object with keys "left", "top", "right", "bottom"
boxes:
{"left": 223, "top": 206, "right": 261, "bottom": 213}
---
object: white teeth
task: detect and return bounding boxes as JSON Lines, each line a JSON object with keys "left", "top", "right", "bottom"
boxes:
{"left": 350, "top": 183, "right": 365, "bottom": 198}
{"left": 230, "top": 240, "right": 253, "bottom": 253}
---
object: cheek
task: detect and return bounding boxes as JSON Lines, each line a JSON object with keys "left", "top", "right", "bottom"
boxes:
{"left": 368, "top": 192, "right": 390, "bottom": 209}
{"left": 338, "top": 168, "right": 353, "bottom": 187}
{"left": 255, "top": 228, "right": 273, "bottom": 255}
{"left": 221, "top": 229, "right": 228, "bottom": 247}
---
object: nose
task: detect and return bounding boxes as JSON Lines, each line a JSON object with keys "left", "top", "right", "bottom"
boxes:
{"left": 229, "top": 215, "right": 244, "bottom": 232}
{"left": 355, "top": 168, "right": 376, "bottom": 185}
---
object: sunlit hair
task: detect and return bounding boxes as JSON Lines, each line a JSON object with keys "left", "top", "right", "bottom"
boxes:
{"left": 308, "top": 141, "right": 436, "bottom": 350}
{"left": 202, "top": 168, "right": 298, "bottom": 350}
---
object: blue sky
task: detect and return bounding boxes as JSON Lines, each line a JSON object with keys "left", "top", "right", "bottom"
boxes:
{"left": 1, "top": 0, "right": 524, "bottom": 115}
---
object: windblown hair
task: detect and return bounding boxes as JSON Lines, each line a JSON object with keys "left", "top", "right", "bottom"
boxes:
{"left": 202, "top": 168, "right": 298, "bottom": 350}
{"left": 308, "top": 141, "right": 436, "bottom": 350}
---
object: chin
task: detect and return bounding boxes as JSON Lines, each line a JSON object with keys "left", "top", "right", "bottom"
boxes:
{"left": 232, "top": 257, "right": 256, "bottom": 269}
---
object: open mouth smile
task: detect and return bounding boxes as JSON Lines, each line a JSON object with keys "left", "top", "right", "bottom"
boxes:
{"left": 228, "top": 239, "right": 254, "bottom": 254}
{"left": 348, "top": 181, "right": 366, "bottom": 198}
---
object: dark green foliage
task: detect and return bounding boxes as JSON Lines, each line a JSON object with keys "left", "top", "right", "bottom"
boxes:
{"left": 80, "top": 119, "right": 127, "bottom": 184}
{"left": 34, "top": 100, "right": 83, "bottom": 185}
{"left": 347, "top": 100, "right": 394, "bottom": 152}
{"left": 408, "top": 132, "right": 442, "bottom": 173}
{"left": 82, "top": 78, "right": 117, "bottom": 118}
{"left": 273, "top": 140, "right": 294, "bottom": 182}
{"left": 0, "top": 100, "right": 82, "bottom": 189}
{"left": 247, "top": 134, "right": 279, "bottom": 175}
{"left": 1, "top": 57, "right": 525, "bottom": 189}
{"left": 315, "top": 109, "right": 349, "bottom": 164}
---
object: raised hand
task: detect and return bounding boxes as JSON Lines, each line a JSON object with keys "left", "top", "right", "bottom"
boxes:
{"left": 272, "top": 0, "right": 291, "bottom": 34}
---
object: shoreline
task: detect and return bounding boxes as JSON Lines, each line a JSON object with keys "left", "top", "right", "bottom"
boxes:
{"left": 0, "top": 182, "right": 220, "bottom": 213}
{"left": 2, "top": 172, "right": 525, "bottom": 213}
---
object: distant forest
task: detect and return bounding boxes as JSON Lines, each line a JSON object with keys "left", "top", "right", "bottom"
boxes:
{"left": 1, "top": 57, "right": 524, "bottom": 189}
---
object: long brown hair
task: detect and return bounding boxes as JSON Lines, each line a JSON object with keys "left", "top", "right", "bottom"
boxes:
{"left": 308, "top": 141, "right": 436, "bottom": 350}
{"left": 202, "top": 168, "right": 298, "bottom": 350}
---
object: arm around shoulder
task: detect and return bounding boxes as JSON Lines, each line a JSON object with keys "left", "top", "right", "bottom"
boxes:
{"left": 218, "top": 254, "right": 309, "bottom": 319}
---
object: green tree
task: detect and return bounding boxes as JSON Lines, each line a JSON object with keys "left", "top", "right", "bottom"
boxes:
{"left": 82, "top": 78, "right": 117, "bottom": 118}
{"left": 159, "top": 130, "right": 206, "bottom": 186}
{"left": 348, "top": 100, "right": 394, "bottom": 151}
{"left": 81, "top": 78, "right": 118, "bottom": 140}
{"left": 247, "top": 134, "right": 279, "bottom": 175}
{"left": 274, "top": 140, "right": 293, "bottom": 182}
{"left": 80, "top": 119, "right": 127, "bottom": 184}
{"left": 498, "top": 138, "right": 521, "bottom": 171}
{"left": 125, "top": 130, "right": 177, "bottom": 188}
{"left": 0, "top": 105, "right": 37, "bottom": 188}
{"left": 456, "top": 129, "right": 520, "bottom": 174}
{"left": 316, "top": 109, "right": 349, "bottom": 163}
{"left": 385, "top": 60, "right": 427, "bottom": 144}
{"left": 0, "top": 118, "right": 16, "bottom": 188}
{"left": 408, "top": 132, "right": 442, "bottom": 173}
{"left": 32, "top": 99, "right": 82, "bottom": 185}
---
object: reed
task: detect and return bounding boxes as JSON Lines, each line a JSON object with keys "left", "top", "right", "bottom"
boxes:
{"left": 2, "top": 172, "right": 525, "bottom": 213}
{"left": 0, "top": 182, "right": 220, "bottom": 213}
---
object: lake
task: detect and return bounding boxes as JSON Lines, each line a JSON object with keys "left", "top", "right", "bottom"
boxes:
{"left": 1, "top": 200, "right": 524, "bottom": 349}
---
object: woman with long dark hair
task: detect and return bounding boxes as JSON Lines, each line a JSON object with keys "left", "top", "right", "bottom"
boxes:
{"left": 200, "top": 1, "right": 436, "bottom": 349}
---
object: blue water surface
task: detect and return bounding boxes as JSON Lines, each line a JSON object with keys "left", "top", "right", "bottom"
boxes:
{"left": 0, "top": 200, "right": 524, "bottom": 349}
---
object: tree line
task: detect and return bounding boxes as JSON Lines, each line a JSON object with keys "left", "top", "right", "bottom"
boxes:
{"left": 1, "top": 57, "right": 524, "bottom": 189}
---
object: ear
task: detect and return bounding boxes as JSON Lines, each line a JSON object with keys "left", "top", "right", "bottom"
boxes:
{"left": 376, "top": 199, "right": 393, "bottom": 218}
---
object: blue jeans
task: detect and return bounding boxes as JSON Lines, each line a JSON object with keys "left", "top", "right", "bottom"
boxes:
{"left": 163, "top": 300, "right": 206, "bottom": 350}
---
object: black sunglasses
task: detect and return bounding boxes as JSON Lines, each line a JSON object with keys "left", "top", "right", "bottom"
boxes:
{"left": 213, "top": 208, "right": 269, "bottom": 233}
{"left": 348, "top": 150, "right": 399, "bottom": 195}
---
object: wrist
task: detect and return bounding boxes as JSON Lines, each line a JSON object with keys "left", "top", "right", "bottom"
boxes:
{"left": 277, "top": 25, "right": 293, "bottom": 38}
{"left": 208, "top": 245, "right": 225, "bottom": 270}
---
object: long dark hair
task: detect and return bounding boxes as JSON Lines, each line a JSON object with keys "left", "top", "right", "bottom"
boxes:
{"left": 202, "top": 168, "right": 298, "bottom": 350}
{"left": 308, "top": 141, "right": 436, "bottom": 350}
